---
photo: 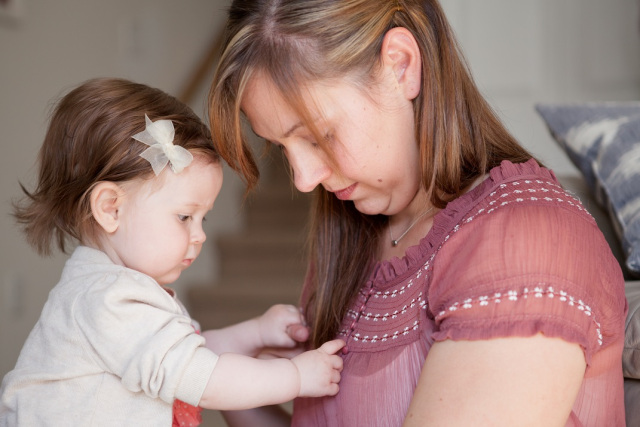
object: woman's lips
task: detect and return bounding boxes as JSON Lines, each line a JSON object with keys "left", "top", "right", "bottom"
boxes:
{"left": 333, "top": 183, "right": 357, "bottom": 200}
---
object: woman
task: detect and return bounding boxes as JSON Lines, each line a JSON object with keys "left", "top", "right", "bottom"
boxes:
{"left": 208, "top": 0, "right": 627, "bottom": 425}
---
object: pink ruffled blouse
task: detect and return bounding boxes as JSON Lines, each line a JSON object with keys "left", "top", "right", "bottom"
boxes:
{"left": 292, "top": 160, "right": 627, "bottom": 427}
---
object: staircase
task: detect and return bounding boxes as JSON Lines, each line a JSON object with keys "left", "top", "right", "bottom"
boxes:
{"left": 187, "top": 153, "right": 312, "bottom": 330}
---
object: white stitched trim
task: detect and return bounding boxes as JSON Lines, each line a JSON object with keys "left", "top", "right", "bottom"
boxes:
{"left": 340, "top": 320, "right": 420, "bottom": 343}
{"left": 347, "top": 293, "right": 427, "bottom": 321}
{"left": 485, "top": 184, "right": 587, "bottom": 216}
{"left": 436, "top": 285, "right": 603, "bottom": 346}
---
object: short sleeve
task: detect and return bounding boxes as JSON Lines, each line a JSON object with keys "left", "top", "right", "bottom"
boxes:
{"left": 428, "top": 200, "right": 626, "bottom": 365}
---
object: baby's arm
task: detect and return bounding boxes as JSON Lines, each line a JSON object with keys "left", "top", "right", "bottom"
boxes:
{"left": 198, "top": 339, "right": 344, "bottom": 410}
{"left": 202, "top": 304, "right": 307, "bottom": 357}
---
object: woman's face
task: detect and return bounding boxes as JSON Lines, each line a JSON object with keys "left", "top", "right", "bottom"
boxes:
{"left": 241, "top": 71, "right": 422, "bottom": 217}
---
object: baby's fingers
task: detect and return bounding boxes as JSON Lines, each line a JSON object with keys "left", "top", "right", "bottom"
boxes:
{"left": 325, "top": 382, "right": 340, "bottom": 396}
{"left": 330, "top": 366, "right": 342, "bottom": 383}
{"left": 286, "top": 323, "right": 310, "bottom": 343}
{"left": 318, "top": 339, "right": 345, "bottom": 355}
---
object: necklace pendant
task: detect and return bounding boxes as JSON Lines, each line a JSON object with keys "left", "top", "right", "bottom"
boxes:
{"left": 388, "top": 206, "right": 435, "bottom": 248}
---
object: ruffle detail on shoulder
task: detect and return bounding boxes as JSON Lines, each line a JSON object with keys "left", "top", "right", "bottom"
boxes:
{"left": 369, "top": 159, "right": 556, "bottom": 288}
{"left": 489, "top": 158, "right": 557, "bottom": 183}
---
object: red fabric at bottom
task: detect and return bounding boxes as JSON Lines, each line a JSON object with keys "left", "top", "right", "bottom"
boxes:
{"left": 172, "top": 399, "right": 202, "bottom": 427}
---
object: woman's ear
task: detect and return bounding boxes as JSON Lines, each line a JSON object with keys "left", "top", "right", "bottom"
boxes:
{"left": 90, "top": 182, "right": 124, "bottom": 234}
{"left": 380, "top": 27, "right": 422, "bottom": 100}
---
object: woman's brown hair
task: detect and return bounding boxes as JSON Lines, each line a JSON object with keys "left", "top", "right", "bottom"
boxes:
{"left": 209, "top": 0, "right": 534, "bottom": 348}
{"left": 15, "top": 77, "right": 218, "bottom": 256}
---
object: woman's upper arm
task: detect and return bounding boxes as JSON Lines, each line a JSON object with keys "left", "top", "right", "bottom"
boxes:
{"left": 404, "top": 333, "right": 585, "bottom": 427}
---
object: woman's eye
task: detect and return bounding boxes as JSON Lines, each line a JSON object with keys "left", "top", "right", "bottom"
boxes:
{"left": 305, "top": 135, "right": 320, "bottom": 148}
{"left": 314, "top": 131, "right": 333, "bottom": 147}
{"left": 178, "top": 215, "right": 191, "bottom": 222}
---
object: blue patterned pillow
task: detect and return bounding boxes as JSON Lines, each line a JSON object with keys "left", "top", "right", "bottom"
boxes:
{"left": 536, "top": 103, "right": 640, "bottom": 276}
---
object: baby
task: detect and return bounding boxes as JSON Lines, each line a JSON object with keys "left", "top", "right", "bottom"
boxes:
{"left": 0, "top": 78, "right": 343, "bottom": 426}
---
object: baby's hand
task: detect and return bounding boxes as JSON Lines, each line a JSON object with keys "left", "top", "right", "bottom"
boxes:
{"left": 259, "top": 304, "right": 309, "bottom": 349}
{"left": 291, "top": 339, "right": 344, "bottom": 397}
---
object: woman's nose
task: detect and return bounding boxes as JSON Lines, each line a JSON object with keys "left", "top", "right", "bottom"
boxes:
{"left": 287, "top": 147, "right": 332, "bottom": 193}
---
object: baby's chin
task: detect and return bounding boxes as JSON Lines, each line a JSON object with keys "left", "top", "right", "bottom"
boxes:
{"left": 153, "top": 269, "right": 185, "bottom": 287}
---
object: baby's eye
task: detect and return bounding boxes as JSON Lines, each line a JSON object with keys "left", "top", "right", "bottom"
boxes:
{"left": 178, "top": 214, "right": 191, "bottom": 222}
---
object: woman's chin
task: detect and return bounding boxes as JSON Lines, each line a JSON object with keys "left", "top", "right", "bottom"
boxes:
{"left": 353, "top": 200, "right": 387, "bottom": 217}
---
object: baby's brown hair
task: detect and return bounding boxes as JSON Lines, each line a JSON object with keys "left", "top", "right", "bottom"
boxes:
{"left": 14, "top": 77, "right": 219, "bottom": 256}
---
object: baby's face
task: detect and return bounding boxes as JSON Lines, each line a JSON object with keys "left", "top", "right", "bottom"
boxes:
{"left": 109, "top": 156, "right": 223, "bottom": 285}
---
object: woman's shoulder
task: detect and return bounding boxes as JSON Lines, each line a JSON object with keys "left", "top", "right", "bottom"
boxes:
{"left": 428, "top": 160, "right": 627, "bottom": 358}
{"left": 433, "top": 159, "right": 600, "bottom": 248}
{"left": 371, "top": 159, "right": 574, "bottom": 287}
{"left": 433, "top": 158, "right": 621, "bottom": 287}
{"left": 444, "top": 159, "right": 571, "bottom": 220}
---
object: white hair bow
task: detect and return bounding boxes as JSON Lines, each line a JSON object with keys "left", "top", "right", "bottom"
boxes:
{"left": 132, "top": 114, "right": 193, "bottom": 175}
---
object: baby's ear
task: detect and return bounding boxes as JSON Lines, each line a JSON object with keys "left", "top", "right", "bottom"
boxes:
{"left": 90, "top": 182, "right": 124, "bottom": 234}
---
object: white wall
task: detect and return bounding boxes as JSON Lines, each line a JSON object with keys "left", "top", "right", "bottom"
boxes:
{"left": 442, "top": 0, "right": 640, "bottom": 175}
{"left": 1, "top": 0, "right": 639, "bottom": 381}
